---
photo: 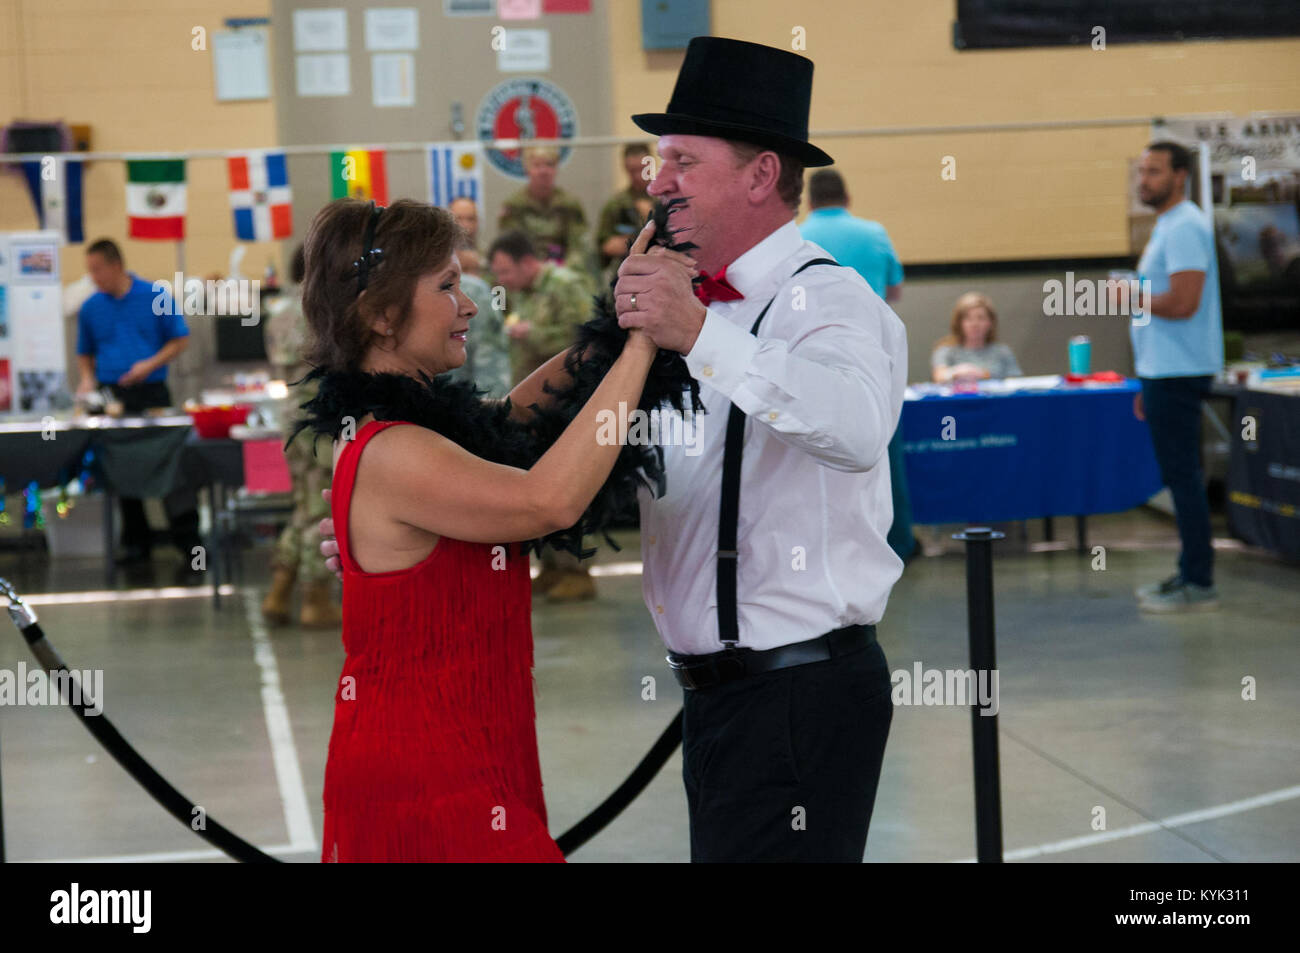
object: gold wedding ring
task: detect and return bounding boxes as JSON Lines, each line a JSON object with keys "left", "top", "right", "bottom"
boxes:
{"left": 630, "top": 293, "right": 638, "bottom": 309}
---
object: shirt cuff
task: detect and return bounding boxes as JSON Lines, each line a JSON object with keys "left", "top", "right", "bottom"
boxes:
{"left": 683, "top": 310, "right": 760, "bottom": 399}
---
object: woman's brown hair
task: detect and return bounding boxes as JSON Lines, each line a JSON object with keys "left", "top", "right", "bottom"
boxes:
{"left": 302, "top": 198, "right": 461, "bottom": 372}
{"left": 936, "top": 291, "right": 999, "bottom": 350}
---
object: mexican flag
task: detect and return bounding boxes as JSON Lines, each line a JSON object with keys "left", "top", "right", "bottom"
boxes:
{"left": 126, "top": 159, "right": 186, "bottom": 240}
{"left": 330, "top": 149, "right": 388, "bottom": 204}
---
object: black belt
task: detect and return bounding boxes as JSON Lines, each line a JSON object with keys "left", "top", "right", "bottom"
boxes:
{"left": 667, "top": 623, "right": 876, "bottom": 691}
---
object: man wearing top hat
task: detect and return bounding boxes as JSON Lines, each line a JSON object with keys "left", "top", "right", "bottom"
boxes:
{"left": 317, "top": 35, "right": 907, "bottom": 862}
{"left": 613, "top": 36, "right": 909, "bottom": 862}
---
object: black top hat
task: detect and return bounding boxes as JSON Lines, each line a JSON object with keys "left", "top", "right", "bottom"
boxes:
{"left": 631, "top": 36, "right": 833, "bottom": 167}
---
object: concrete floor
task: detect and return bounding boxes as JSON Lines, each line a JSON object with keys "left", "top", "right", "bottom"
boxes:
{"left": 0, "top": 508, "right": 1296, "bottom": 863}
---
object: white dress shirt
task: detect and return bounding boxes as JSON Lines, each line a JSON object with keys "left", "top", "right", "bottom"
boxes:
{"left": 638, "top": 219, "right": 909, "bottom": 656}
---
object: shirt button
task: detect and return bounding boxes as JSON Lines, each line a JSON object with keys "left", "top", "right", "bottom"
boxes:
{"left": 767, "top": 411, "right": 779, "bottom": 421}
{"left": 656, "top": 604, "right": 664, "bottom": 614}
{"left": 648, "top": 535, "right": 656, "bottom": 544}
{"left": 701, "top": 366, "right": 714, "bottom": 377}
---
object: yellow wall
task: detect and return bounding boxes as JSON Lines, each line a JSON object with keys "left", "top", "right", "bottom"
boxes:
{"left": 0, "top": 0, "right": 279, "bottom": 281}
{"left": 5, "top": 0, "right": 1297, "bottom": 272}
{"left": 608, "top": 1, "right": 1300, "bottom": 263}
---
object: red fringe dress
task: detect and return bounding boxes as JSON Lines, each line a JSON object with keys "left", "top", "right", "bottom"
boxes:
{"left": 321, "top": 420, "right": 565, "bottom": 862}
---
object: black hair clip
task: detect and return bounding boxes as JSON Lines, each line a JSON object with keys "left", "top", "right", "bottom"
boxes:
{"left": 353, "top": 201, "right": 386, "bottom": 293}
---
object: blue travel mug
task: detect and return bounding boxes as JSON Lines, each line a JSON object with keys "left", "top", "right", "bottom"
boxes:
{"left": 1068, "top": 335, "right": 1091, "bottom": 375}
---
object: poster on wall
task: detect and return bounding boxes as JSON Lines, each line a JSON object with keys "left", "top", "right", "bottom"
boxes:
{"left": 12, "top": 241, "right": 60, "bottom": 282}
{"left": 497, "top": 29, "right": 550, "bottom": 72}
{"left": 476, "top": 77, "right": 577, "bottom": 179}
{"left": 1152, "top": 116, "right": 1300, "bottom": 297}
{"left": 365, "top": 8, "right": 418, "bottom": 50}
{"left": 445, "top": 0, "right": 494, "bottom": 15}
{"left": 498, "top": 0, "right": 540, "bottom": 18}
{"left": 1152, "top": 114, "right": 1300, "bottom": 179}
{"left": 371, "top": 52, "right": 416, "bottom": 107}
{"left": 296, "top": 53, "right": 351, "bottom": 97}
{"left": 293, "top": 8, "right": 348, "bottom": 51}
{"left": 0, "top": 230, "right": 67, "bottom": 413}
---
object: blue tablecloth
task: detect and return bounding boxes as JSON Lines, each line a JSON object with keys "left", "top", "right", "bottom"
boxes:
{"left": 901, "top": 380, "right": 1163, "bottom": 524}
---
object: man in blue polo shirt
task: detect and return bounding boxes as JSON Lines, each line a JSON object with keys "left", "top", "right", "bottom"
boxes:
{"left": 77, "top": 238, "right": 196, "bottom": 565}
{"left": 1130, "top": 142, "right": 1224, "bottom": 613}
{"left": 800, "top": 169, "right": 916, "bottom": 563}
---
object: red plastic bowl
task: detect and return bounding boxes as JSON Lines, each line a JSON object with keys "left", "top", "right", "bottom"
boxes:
{"left": 188, "top": 405, "right": 251, "bottom": 439}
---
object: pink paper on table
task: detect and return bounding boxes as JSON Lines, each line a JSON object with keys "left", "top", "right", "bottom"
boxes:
{"left": 243, "top": 439, "right": 293, "bottom": 494}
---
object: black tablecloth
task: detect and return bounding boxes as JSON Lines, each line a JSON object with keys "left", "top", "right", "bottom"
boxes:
{"left": 1226, "top": 388, "right": 1300, "bottom": 558}
{"left": 0, "top": 423, "right": 246, "bottom": 496}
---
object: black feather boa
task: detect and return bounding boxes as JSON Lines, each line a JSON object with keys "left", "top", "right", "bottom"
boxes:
{"left": 293, "top": 198, "right": 707, "bottom": 559}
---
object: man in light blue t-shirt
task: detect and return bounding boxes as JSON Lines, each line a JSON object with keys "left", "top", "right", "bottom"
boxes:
{"left": 800, "top": 169, "right": 915, "bottom": 564}
{"left": 800, "top": 170, "right": 903, "bottom": 301}
{"left": 1129, "top": 141, "right": 1224, "bottom": 613}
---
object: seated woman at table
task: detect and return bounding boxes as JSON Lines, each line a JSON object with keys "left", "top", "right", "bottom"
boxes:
{"left": 931, "top": 292, "right": 1022, "bottom": 384}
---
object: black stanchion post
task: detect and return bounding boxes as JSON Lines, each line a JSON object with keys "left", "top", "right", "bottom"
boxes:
{"left": 1, "top": 722, "right": 5, "bottom": 862}
{"left": 954, "top": 526, "right": 1004, "bottom": 863}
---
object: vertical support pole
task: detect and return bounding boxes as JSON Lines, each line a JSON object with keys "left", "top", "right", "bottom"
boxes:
{"left": 954, "top": 526, "right": 1004, "bottom": 863}
{"left": 103, "top": 487, "right": 117, "bottom": 588}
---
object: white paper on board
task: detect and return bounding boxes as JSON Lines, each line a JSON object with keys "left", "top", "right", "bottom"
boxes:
{"left": 212, "top": 29, "right": 271, "bottom": 101}
{"left": 498, "top": 29, "right": 550, "bottom": 72}
{"left": 371, "top": 53, "right": 415, "bottom": 107}
{"left": 10, "top": 284, "right": 65, "bottom": 369}
{"left": 293, "top": 8, "right": 348, "bottom": 51}
{"left": 296, "top": 53, "right": 352, "bottom": 97}
{"left": 365, "top": 8, "right": 419, "bottom": 50}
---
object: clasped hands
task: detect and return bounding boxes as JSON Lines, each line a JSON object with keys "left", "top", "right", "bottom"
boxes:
{"left": 613, "top": 219, "right": 708, "bottom": 355}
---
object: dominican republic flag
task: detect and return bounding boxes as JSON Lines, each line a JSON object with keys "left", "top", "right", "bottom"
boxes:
{"left": 428, "top": 143, "right": 484, "bottom": 208}
{"left": 20, "top": 158, "right": 84, "bottom": 244}
{"left": 227, "top": 151, "right": 292, "bottom": 241}
{"left": 126, "top": 159, "right": 186, "bottom": 240}
{"left": 330, "top": 149, "right": 389, "bottom": 204}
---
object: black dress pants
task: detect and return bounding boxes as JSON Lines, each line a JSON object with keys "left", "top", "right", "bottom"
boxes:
{"left": 682, "top": 638, "right": 893, "bottom": 862}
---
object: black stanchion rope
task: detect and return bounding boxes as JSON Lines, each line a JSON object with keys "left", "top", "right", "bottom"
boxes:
{"left": 2, "top": 579, "right": 680, "bottom": 861}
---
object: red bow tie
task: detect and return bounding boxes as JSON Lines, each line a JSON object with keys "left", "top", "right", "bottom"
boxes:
{"left": 693, "top": 267, "right": 744, "bottom": 305}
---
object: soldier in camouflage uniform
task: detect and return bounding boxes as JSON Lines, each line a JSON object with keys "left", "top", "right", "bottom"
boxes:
{"left": 487, "top": 231, "right": 595, "bottom": 384}
{"left": 260, "top": 247, "right": 341, "bottom": 628}
{"left": 442, "top": 199, "right": 513, "bottom": 398}
{"left": 595, "top": 143, "right": 656, "bottom": 287}
{"left": 445, "top": 271, "right": 512, "bottom": 398}
{"left": 486, "top": 230, "right": 599, "bottom": 602}
{"left": 498, "top": 146, "right": 589, "bottom": 273}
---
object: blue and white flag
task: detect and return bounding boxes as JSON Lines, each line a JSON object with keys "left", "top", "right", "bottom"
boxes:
{"left": 428, "top": 143, "right": 485, "bottom": 208}
{"left": 20, "top": 157, "right": 84, "bottom": 244}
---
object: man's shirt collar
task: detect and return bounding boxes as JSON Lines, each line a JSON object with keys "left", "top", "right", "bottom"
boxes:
{"left": 721, "top": 219, "right": 803, "bottom": 299}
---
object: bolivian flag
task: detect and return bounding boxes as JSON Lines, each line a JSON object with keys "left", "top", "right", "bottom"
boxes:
{"left": 330, "top": 149, "right": 389, "bottom": 204}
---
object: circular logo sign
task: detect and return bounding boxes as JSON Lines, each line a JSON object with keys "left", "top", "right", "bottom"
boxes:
{"left": 476, "top": 78, "right": 578, "bottom": 179}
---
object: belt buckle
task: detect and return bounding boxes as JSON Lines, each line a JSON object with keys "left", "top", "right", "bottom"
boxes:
{"left": 714, "top": 648, "right": 746, "bottom": 683}
{"left": 666, "top": 654, "right": 700, "bottom": 690}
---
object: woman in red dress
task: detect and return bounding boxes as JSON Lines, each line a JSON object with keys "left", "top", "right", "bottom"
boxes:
{"left": 296, "top": 198, "right": 683, "bottom": 862}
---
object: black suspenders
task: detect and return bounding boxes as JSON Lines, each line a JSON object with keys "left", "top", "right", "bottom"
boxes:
{"left": 716, "top": 257, "right": 840, "bottom": 649}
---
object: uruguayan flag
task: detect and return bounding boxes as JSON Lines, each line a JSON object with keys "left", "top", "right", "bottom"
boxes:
{"left": 428, "top": 143, "right": 485, "bottom": 208}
